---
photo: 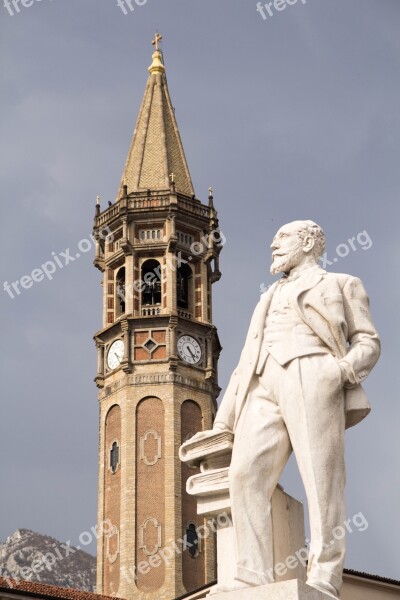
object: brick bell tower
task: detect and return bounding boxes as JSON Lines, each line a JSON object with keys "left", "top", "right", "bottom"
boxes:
{"left": 92, "top": 34, "right": 223, "bottom": 600}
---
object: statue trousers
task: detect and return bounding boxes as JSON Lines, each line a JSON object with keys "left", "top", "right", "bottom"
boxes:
{"left": 228, "top": 352, "right": 346, "bottom": 594}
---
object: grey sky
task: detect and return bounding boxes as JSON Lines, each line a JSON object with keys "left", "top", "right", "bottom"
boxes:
{"left": 1, "top": 0, "right": 399, "bottom": 582}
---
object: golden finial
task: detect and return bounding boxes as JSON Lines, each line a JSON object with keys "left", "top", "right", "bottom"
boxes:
{"left": 149, "top": 31, "right": 165, "bottom": 75}
{"left": 170, "top": 172, "right": 175, "bottom": 183}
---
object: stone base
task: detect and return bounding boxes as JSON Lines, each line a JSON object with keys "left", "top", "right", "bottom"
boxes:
{"left": 208, "top": 579, "right": 335, "bottom": 599}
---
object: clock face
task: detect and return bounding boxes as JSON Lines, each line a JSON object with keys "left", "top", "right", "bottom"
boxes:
{"left": 177, "top": 335, "right": 202, "bottom": 365}
{"left": 107, "top": 340, "right": 124, "bottom": 370}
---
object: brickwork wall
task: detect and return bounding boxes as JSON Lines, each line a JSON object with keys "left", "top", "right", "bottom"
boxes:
{"left": 103, "top": 404, "right": 121, "bottom": 596}
{"left": 181, "top": 400, "right": 205, "bottom": 593}
{"left": 135, "top": 397, "right": 166, "bottom": 592}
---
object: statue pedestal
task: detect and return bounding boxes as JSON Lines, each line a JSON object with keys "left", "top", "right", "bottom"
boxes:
{"left": 179, "top": 431, "right": 307, "bottom": 593}
{"left": 208, "top": 579, "right": 335, "bottom": 599}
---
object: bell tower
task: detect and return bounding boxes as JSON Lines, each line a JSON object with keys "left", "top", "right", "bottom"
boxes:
{"left": 93, "top": 35, "right": 222, "bottom": 600}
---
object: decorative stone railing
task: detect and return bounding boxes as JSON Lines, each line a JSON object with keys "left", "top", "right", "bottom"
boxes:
{"left": 94, "top": 192, "right": 212, "bottom": 229}
{"left": 177, "top": 309, "right": 192, "bottom": 320}
{"left": 141, "top": 306, "right": 162, "bottom": 316}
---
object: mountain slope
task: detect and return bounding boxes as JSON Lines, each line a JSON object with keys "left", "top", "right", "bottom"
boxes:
{"left": 0, "top": 529, "right": 96, "bottom": 592}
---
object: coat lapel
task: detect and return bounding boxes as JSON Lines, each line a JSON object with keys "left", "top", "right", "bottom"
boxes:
{"left": 291, "top": 266, "right": 326, "bottom": 303}
{"left": 290, "top": 267, "right": 343, "bottom": 356}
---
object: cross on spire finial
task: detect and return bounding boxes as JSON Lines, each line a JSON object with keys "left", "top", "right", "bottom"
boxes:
{"left": 152, "top": 31, "right": 163, "bottom": 51}
{"left": 149, "top": 31, "right": 165, "bottom": 75}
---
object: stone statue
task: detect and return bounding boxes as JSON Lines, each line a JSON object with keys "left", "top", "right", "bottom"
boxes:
{"left": 195, "top": 220, "right": 380, "bottom": 599}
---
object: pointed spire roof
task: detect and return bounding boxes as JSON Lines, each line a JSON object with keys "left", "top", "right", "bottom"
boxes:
{"left": 117, "top": 34, "right": 195, "bottom": 199}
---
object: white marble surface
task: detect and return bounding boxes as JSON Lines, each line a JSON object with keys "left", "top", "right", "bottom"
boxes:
{"left": 180, "top": 428, "right": 306, "bottom": 590}
{"left": 208, "top": 579, "right": 335, "bottom": 599}
{"left": 180, "top": 222, "right": 380, "bottom": 598}
{"left": 210, "top": 221, "right": 380, "bottom": 595}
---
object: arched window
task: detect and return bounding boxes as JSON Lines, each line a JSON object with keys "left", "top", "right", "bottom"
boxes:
{"left": 141, "top": 260, "right": 161, "bottom": 306}
{"left": 185, "top": 523, "right": 199, "bottom": 558}
{"left": 177, "top": 264, "right": 192, "bottom": 310}
{"left": 116, "top": 267, "right": 126, "bottom": 315}
{"left": 110, "top": 441, "right": 120, "bottom": 474}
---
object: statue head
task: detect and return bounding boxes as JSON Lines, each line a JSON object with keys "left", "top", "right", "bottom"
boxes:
{"left": 270, "top": 220, "right": 325, "bottom": 276}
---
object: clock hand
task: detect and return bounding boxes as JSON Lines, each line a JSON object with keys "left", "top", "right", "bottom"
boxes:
{"left": 186, "top": 345, "right": 196, "bottom": 359}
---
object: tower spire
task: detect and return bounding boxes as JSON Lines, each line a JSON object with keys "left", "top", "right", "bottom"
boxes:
{"left": 116, "top": 33, "right": 195, "bottom": 199}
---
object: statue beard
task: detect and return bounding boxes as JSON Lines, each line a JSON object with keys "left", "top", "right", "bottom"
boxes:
{"left": 270, "top": 243, "right": 304, "bottom": 276}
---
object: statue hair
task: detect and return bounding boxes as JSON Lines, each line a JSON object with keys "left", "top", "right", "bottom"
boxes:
{"left": 295, "top": 220, "right": 325, "bottom": 260}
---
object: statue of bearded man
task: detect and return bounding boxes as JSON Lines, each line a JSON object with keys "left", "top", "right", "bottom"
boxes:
{"left": 205, "top": 220, "right": 380, "bottom": 599}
